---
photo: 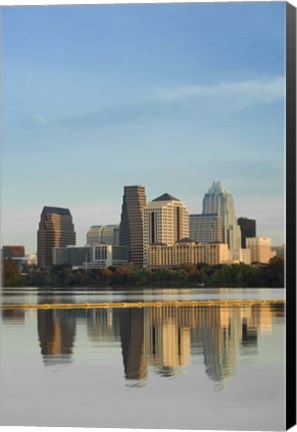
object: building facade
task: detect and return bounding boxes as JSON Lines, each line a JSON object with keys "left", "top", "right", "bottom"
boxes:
{"left": 246, "top": 237, "right": 276, "bottom": 264}
{"left": 202, "top": 181, "right": 241, "bottom": 251}
{"left": 37, "top": 206, "right": 76, "bottom": 267}
{"left": 239, "top": 248, "right": 251, "bottom": 265}
{"left": 119, "top": 185, "right": 147, "bottom": 267}
{"left": 145, "top": 240, "right": 228, "bottom": 268}
{"left": 228, "top": 248, "right": 251, "bottom": 265}
{"left": 87, "top": 225, "right": 120, "bottom": 246}
{"left": 189, "top": 213, "right": 223, "bottom": 243}
{"left": 144, "top": 193, "right": 189, "bottom": 248}
{"left": 237, "top": 217, "right": 256, "bottom": 248}
{"left": 84, "top": 244, "right": 129, "bottom": 269}
{"left": 53, "top": 246, "right": 92, "bottom": 267}
{"left": 53, "top": 244, "right": 129, "bottom": 269}
{"left": 2, "top": 245, "right": 25, "bottom": 259}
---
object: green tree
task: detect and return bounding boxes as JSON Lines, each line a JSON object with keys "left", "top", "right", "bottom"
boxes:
{"left": 3, "top": 258, "right": 22, "bottom": 286}
{"left": 263, "top": 256, "right": 284, "bottom": 287}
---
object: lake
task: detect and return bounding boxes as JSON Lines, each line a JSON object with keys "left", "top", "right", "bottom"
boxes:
{"left": 0, "top": 287, "right": 285, "bottom": 430}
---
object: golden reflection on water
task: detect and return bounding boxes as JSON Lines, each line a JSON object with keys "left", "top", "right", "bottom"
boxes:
{"left": 1, "top": 300, "right": 284, "bottom": 390}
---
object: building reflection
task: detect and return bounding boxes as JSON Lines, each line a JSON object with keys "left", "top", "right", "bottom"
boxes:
{"left": 119, "top": 302, "right": 283, "bottom": 389}
{"left": 1, "top": 309, "right": 25, "bottom": 323}
{"left": 37, "top": 297, "right": 76, "bottom": 366}
{"left": 144, "top": 307, "right": 191, "bottom": 377}
{"left": 30, "top": 299, "right": 283, "bottom": 388}
{"left": 87, "top": 308, "right": 121, "bottom": 342}
{"left": 119, "top": 308, "right": 147, "bottom": 381}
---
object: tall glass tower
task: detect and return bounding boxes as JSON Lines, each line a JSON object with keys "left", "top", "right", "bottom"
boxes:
{"left": 237, "top": 217, "right": 256, "bottom": 248}
{"left": 202, "top": 181, "right": 241, "bottom": 251}
{"left": 119, "top": 185, "right": 147, "bottom": 267}
{"left": 37, "top": 206, "right": 76, "bottom": 267}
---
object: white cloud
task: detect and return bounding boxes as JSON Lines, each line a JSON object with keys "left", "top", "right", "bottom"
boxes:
{"left": 151, "top": 76, "right": 285, "bottom": 115}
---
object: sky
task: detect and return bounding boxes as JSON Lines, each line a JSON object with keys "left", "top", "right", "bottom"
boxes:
{"left": 1, "top": 2, "right": 286, "bottom": 253}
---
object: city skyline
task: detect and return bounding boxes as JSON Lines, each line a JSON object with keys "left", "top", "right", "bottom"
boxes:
{"left": 2, "top": 3, "right": 286, "bottom": 253}
{"left": 3, "top": 180, "right": 285, "bottom": 255}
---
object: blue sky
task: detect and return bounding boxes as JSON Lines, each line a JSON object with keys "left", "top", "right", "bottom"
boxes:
{"left": 2, "top": 2, "right": 286, "bottom": 253}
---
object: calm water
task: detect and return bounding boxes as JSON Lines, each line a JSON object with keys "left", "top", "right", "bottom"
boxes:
{"left": 1, "top": 287, "right": 285, "bottom": 430}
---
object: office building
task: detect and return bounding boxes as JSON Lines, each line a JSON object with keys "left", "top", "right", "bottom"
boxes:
{"left": 238, "top": 217, "right": 256, "bottom": 248}
{"left": 119, "top": 185, "right": 147, "bottom": 267}
{"left": 84, "top": 244, "right": 129, "bottom": 269}
{"left": 53, "top": 246, "right": 92, "bottom": 267}
{"left": 37, "top": 206, "right": 76, "bottom": 267}
{"left": 87, "top": 225, "right": 120, "bottom": 246}
{"left": 2, "top": 245, "right": 25, "bottom": 259}
{"left": 246, "top": 237, "right": 276, "bottom": 264}
{"left": 228, "top": 248, "right": 251, "bottom": 265}
{"left": 239, "top": 248, "right": 251, "bottom": 265}
{"left": 145, "top": 240, "right": 228, "bottom": 268}
{"left": 2, "top": 245, "right": 27, "bottom": 272}
{"left": 144, "top": 193, "right": 189, "bottom": 248}
{"left": 202, "top": 181, "right": 241, "bottom": 251}
{"left": 53, "top": 244, "right": 129, "bottom": 269}
{"left": 189, "top": 214, "right": 223, "bottom": 243}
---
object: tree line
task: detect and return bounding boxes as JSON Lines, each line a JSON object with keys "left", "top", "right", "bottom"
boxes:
{"left": 2, "top": 256, "right": 284, "bottom": 288}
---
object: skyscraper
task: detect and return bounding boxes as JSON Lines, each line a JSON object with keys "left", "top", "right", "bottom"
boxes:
{"left": 202, "top": 181, "right": 241, "bottom": 251}
{"left": 189, "top": 213, "right": 223, "bottom": 243}
{"left": 238, "top": 217, "right": 256, "bottom": 248}
{"left": 119, "top": 185, "right": 147, "bottom": 267}
{"left": 37, "top": 206, "right": 76, "bottom": 267}
{"left": 144, "top": 193, "right": 189, "bottom": 247}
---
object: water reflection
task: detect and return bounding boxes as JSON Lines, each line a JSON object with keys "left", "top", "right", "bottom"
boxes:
{"left": 119, "top": 309, "right": 147, "bottom": 381}
{"left": 37, "top": 297, "right": 76, "bottom": 365}
{"left": 1, "top": 309, "right": 25, "bottom": 323}
{"left": 2, "top": 300, "right": 284, "bottom": 390}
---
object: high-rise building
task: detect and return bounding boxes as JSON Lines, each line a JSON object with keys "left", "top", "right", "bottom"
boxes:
{"left": 87, "top": 225, "right": 120, "bottom": 246}
{"left": 144, "top": 193, "right": 189, "bottom": 248}
{"left": 119, "top": 185, "right": 147, "bottom": 267}
{"left": 202, "top": 181, "right": 241, "bottom": 251}
{"left": 237, "top": 217, "right": 256, "bottom": 248}
{"left": 246, "top": 237, "right": 276, "bottom": 264}
{"left": 189, "top": 214, "right": 223, "bottom": 243}
{"left": 37, "top": 206, "right": 76, "bottom": 267}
